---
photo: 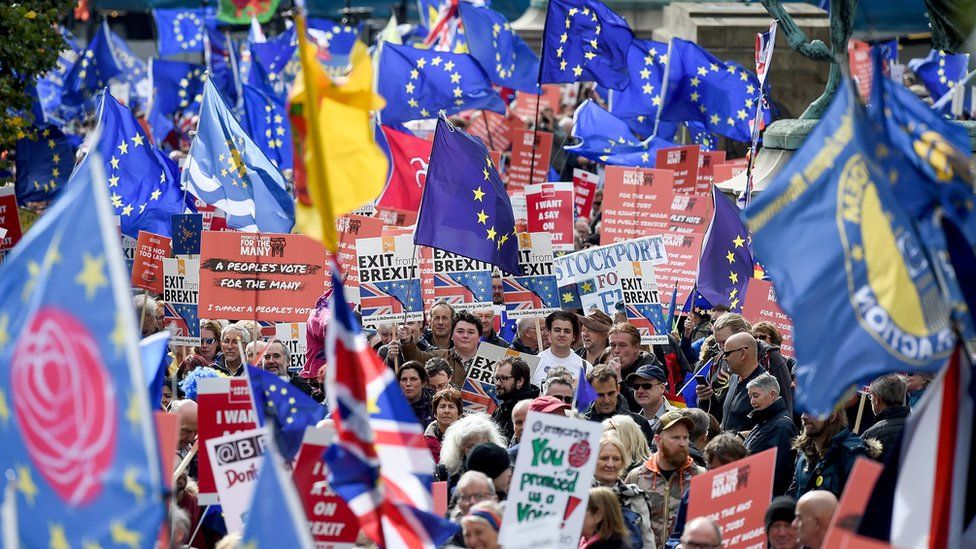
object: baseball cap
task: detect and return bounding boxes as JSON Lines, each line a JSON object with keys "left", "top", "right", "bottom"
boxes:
{"left": 529, "top": 395, "right": 571, "bottom": 415}
{"left": 657, "top": 409, "right": 694, "bottom": 434}
{"left": 626, "top": 364, "right": 667, "bottom": 385}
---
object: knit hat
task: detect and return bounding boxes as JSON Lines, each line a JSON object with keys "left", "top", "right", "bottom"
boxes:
{"left": 765, "top": 496, "right": 796, "bottom": 531}
{"left": 465, "top": 443, "right": 511, "bottom": 480}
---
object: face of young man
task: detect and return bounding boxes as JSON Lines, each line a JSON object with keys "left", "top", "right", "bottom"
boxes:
{"left": 591, "top": 378, "right": 619, "bottom": 415}
{"left": 428, "top": 370, "right": 451, "bottom": 392}
{"left": 608, "top": 332, "right": 640, "bottom": 369}
{"left": 493, "top": 362, "right": 522, "bottom": 399}
{"left": 453, "top": 321, "right": 481, "bottom": 355}
{"left": 655, "top": 423, "right": 691, "bottom": 470}
{"left": 549, "top": 319, "right": 576, "bottom": 354}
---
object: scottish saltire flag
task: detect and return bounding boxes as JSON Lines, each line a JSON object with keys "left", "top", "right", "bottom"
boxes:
{"left": 575, "top": 365, "right": 598, "bottom": 410}
{"left": 908, "top": 49, "right": 969, "bottom": 106}
{"left": 14, "top": 126, "right": 80, "bottom": 206}
{"left": 0, "top": 151, "right": 164, "bottom": 547}
{"left": 415, "top": 117, "right": 521, "bottom": 275}
{"left": 242, "top": 447, "right": 315, "bottom": 548}
{"left": 182, "top": 79, "right": 295, "bottom": 233}
{"left": 247, "top": 366, "right": 326, "bottom": 460}
{"left": 458, "top": 3, "right": 540, "bottom": 92}
{"left": 147, "top": 59, "right": 206, "bottom": 142}
{"left": 241, "top": 83, "right": 293, "bottom": 170}
{"left": 744, "top": 80, "right": 955, "bottom": 415}
{"left": 540, "top": 0, "right": 634, "bottom": 90}
{"left": 106, "top": 27, "right": 150, "bottom": 114}
{"left": 695, "top": 184, "right": 754, "bottom": 312}
{"left": 153, "top": 8, "right": 213, "bottom": 56}
{"left": 660, "top": 38, "right": 770, "bottom": 142}
{"left": 604, "top": 39, "right": 667, "bottom": 120}
{"left": 567, "top": 100, "right": 676, "bottom": 166}
{"left": 377, "top": 44, "right": 504, "bottom": 125}
{"left": 60, "top": 22, "right": 122, "bottom": 109}
{"left": 324, "top": 267, "right": 459, "bottom": 547}
{"left": 80, "top": 93, "right": 187, "bottom": 238}
{"left": 140, "top": 331, "right": 170, "bottom": 412}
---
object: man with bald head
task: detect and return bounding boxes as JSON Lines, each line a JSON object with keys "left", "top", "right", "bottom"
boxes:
{"left": 680, "top": 517, "right": 722, "bottom": 548}
{"left": 719, "top": 332, "right": 764, "bottom": 433}
{"left": 793, "top": 490, "right": 838, "bottom": 549}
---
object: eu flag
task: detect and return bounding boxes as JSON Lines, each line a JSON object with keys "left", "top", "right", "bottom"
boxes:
{"left": 458, "top": 3, "right": 541, "bottom": 92}
{"left": 247, "top": 27, "right": 298, "bottom": 100}
{"left": 415, "top": 117, "right": 521, "bottom": 275}
{"left": 81, "top": 92, "right": 188, "bottom": 239}
{"left": 106, "top": 26, "right": 150, "bottom": 115}
{"left": 695, "top": 185, "right": 754, "bottom": 312}
{"left": 181, "top": 79, "right": 295, "bottom": 233}
{"left": 0, "top": 152, "right": 164, "bottom": 547}
{"left": 377, "top": 43, "right": 504, "bottom": 125}
{"left": 14, "top": 125, "right": 81, "bottom": 206}
{"left": 153, "top": 8, "right": 215, "bottom": 56}
{"left": 660, "top": 38, "right": 770, "bottom": 142}
{"left": 908, "top": 49, "right": 969, "bottom": 107}
{"left": 540, "top": 0, "right": 634, "bottom": 90}
{"left": 604, "top": 39, "right": 668, "bottom": 120}
{"left": 744, "top": 81, "right": 955, "bottom": 415}
{"left": 242, "top": 449, "right": 314, "bottom": 548}
{"left": 567, "top": 99, "right": 676, "bottom": 166}
{"left": 147, "top": 59, "right": 206, "bottom": 142}
{"left": 35, "top": 28, "right": 80, "bottom": 124}
{"left": 247, "top": 366, "right": 327, "bottom": 460}
{"left": 241, "top": 83, "right": 293, "bottom": 171}
{"left": 60, "top": 22, "right": 122, "bottom": 110}
{"left": 171, "top": 213, "right": 203, "bottom": 256}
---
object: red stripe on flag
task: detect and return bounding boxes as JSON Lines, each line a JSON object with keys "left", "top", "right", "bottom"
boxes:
{"left": 930, "top": 347, "right": 960, "bottom": 549}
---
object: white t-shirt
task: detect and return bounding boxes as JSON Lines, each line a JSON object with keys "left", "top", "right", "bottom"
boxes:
{"left": 531, "top": 348, "right": 591, "bottom": 387}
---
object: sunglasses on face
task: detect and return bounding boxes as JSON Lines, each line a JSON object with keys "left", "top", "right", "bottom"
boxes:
{"left": 631, "top": 382, "right": 661, "bottom": 391}
{"left": 552, "top": 395, "right": 574, "bottom": 404}
{"left": 200, "top": 337, "right": 216, "bottom": 344}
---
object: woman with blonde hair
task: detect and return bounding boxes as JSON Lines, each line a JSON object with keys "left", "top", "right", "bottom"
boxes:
{"left": 601, "top": 415, "right": 651, "bottom": 473}
{"left": 592, "top": 434, "right": 656, "bottom": 549}
{"left": 437, "top": 412, "right": 506, "bottom": 492}
{"left": 580, "top": 486, "right": 631, "bottom": 548}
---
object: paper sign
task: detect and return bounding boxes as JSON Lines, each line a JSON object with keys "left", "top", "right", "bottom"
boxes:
{"left": 274, "top": 322, "right": 308, "bottom": 373}
{"left": 823, "top": 458, "right": 884, "bottom": 548}
{"left": 601, "top": 166, "right": 674, "bottom": 244}
{"left": 327, "top": 213, "right": 384, "bottom": 306}
{"left": 713, "top": 160, "right": 748, "bottom": 184}
{"left": 0, "top": 186, "right": 23, "bottom": 251}
{"left": 429, "top": 248, "right": 493, "bottom": 310}
{"left": 687, "top": 448, "right": 776, "bottom": 549}
{"left": 162, "top": 258, "right": 201, "bottom": 346}
{"left": 656, "top": 145, "right": 701, "bottom": 194}
{"left": 292, "top": 426, "right": 360, "bottom": 546}
{"left": 742, "top": 279, "right": 795, "bottom": 358}
{"left": 526, "top": 182, "right": 575, "bottom": 252}
{"left": 696, "top": 151, "right": 727, "bottom": 195}
{"left": 654, "top": 232, "right": 702, "bottom": 308}
{"left": 196, "top": 377, "right": 260, "bottom": 504}
{"left": 466, "top": 110, "right": 514, "bottom": 153}
{"left": 356, "top": 234, "right": 423, "bottom": 326}
{"left": 195, "top": 200, "right": 230, "bottom": 232}
{"left": 131, "top": 231, "right": 172, "bottom": 294}
{"left": 199, "top": 232, "right": 326, "bottom": 322}
{"left": 154, "top": 411, "right": 179, "bottom": 490}
{"left": 205, "top": 427, "right": 271, "bottom": 533}
{"left": 118, "top": 221, "right": 137, "bottom": 274}
{"left": 463, "top": 342, "right": 542, "bottom": 413}
{"left": 510, "top": 191, "right": 528, "bottom": 233}
{"left": 510, "top": 85, "right": 563, "bottom": 121}
{"left": 848, "top": 39, "right": 874, "bottom": 101}
{"left": 508, "top": 130, "right": 553, "bottom": 192}
{"left": 433, "top": 481, "right": 449, "bottom": 518}
{"left": 503, "top": 232, "right": 560, "bottom": 319}
{"left": 500, "top": 411, "right": 602, "bottom": 547}
{"left": 618, "top": 261, "right": 668, "bottom": 345}
{"left": 668, "top": 193, "right": 713, "bottom": 235}
{"left": 374, "top": 207, "right": 418, "bottom": 228}
{"left": 572, "top": 169, "right": 600, "bottom": 219}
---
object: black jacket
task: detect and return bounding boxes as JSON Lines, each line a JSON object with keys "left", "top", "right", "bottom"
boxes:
{"left": 584, "top": 396, "right": 654, "bottom": 444}
{"left": 410, "top": 387, "right": 435, "bottom": 430}
{"left": 491, "top": 382, "right": 539, "bottom": 441}
{"left": 757, "top": 341, "right": 794, "bottom": 415}
{"left": 508, "top": 338, "right": 538, "bottom": 355}
{"left": 720, "top": 366, "right": 763, "bottom": 433}
{"left": 789, "top": 428, "right": 871, "bottom": 499}
{"left": 482, "top": 330, "right": 510, "bottom": 348}
{"left": 860, "top": 405, "right": 910, "bottom": 464}
{"left": 744, "top": 397, "right": 798, "bottom": 496}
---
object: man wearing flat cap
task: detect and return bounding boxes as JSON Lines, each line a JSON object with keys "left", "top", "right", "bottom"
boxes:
{"left": 626, "top": 364, "right": 675, "bottom": 433}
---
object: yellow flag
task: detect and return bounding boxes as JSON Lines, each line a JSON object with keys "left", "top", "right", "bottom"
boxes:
{"left": 291, "top": 15, "right": 388, "bottom": 251}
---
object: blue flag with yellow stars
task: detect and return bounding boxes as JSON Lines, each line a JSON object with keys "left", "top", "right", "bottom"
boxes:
{"left": 695, "top": 185, "right": 754, "bottom": 312}
{"left": 377, "top": 43, "right": 504, "bottom": 125}
{"left": 60, "top": 21, "right": 122, "bottom": 110}
{"left": 106, "top": 26, "right": 150, "bottom": 115}
{"left": 0, "top": 151, "right": 165, "bottom": 548}
{"left": 540, "top": 0, "right": 634, "bottom": 90}
{"left": 35, "top": 28, "right": 81, "bottom": 124}
{"left": 458, "top": 3, "right": 541, "bottom": 92}
{"left": 415, "top": 117, "right": 521, "bottom": 275}
{"left": 603, "top": 39, "right": 667, "bottom": 120}
{"left": 247, "top": 366, "right": 327, "bottom": 460}
{"left": 908, "top": 49, "right": 969, "bottom": 110}
{"left": 147, "top": 59, "right": 206, "bottom": 144}
{"left": 744, "top": 80, "right": 956, "bottom": 415}
{"left": 247, "top": 26, "right": 298, "bottom": 99}
{"left": 153, "top": 7, "right": 216, "bottom": 57}
{"left": 241, "top": 83, "right": 293, "bottom": 171}
{"left": 660, "top": 38, "right": 770, "bottom": 142}
{"left": 171, "top": 214, "right": 203, "bottom": 256}
{"left": 182, "top": 79, "right": 295, "bottom": 234}
{"left": 82, "top": 92, "right": 188, "bottom": 239}
{"left": 14, "top": 125, "right": 81, "bottom": 206}
{"left": 242, "top": 447, "right": 315, "bottom": 549}
{"left": 566, "top": 100, "right": 676, "bottom": 166}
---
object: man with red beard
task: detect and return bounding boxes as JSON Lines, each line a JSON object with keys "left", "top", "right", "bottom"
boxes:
{"left": 625, "top": 410, "right": 706, "bottom": 548}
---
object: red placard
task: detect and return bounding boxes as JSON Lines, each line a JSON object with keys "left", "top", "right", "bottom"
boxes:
{"left": 713, "top": 160, "right": 749, "bottom": 184}
{"left": 292, "top": 427, "right": 360, "bottom": 545}
{"left": 154, "top": 412, "right": 179, "bottom": 491}
{"left": 600, "top": 166, "right": 674, "bottom": 244}
{"left": 742, "top": 278, "right": 794, "bottom": 358}
{"left": 194, "top": 199, "right": 229, "bottom": 232}
{"left": 510, "top": 85, "right": 563, "bottom": 121}
{"left": 131, "top": 231, "right": 172, "bottom": 295}
{"left": 195, "top": 377, "right": 259, "bottom": 504}
{"left": 572, "top": 169, "right": 599, "bottom": 219}
{"left": 656, "top": 145, "right": 701, "bottom": 194}
{"left": 0, "top": 187, "right": 23, "bottom": 251}
{"left": 823, "top": 458, "right": 884, "bottom": 548}
{"left": 526, "top": 182, "right": 575, "bottom": 252}
{"left": 655, "top": 232, "right": 703, "bottom": 307}
{"left": 507, "top": 130, "right": 553, "bottom": 192}
{"left": 668, "top": 193, "right": 713, "bottom": 235}
{"left": 697, "top": 151, "right": 727, "bottom": 195}
{"left": 687, "top": 448, "right": 776, "bottom": 549}
{"left": 465, "top": 110, "right": 514, "bottom": 153}
{"left": 325, "top": 214, "right": 384, "bottom": 302}
{"left": 848, "top": 39, "right": 874, "bottom": 101}
{"left": 199, "top": 232, "right": 326, "bottom": 322}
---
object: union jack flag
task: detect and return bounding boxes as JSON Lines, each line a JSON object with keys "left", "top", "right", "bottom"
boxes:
{"left": 423, "top": 0, "right": 465, "bottom": 51}
{"left": 325, "top": 263, "right": 458, "bottom": 548}
{"left": 502, "top": 276, "right": 559, "bottom": 316}
{"left": 360, "top": 283, "right": 402, "bottom": 317}
{"left": 461, "top": 377, "right": 497, "bottom": 414}
{"left": 626, "top": 303, "right": 668, "bottom": 343}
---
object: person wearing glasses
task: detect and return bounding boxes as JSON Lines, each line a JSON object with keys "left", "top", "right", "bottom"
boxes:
{"left": 625, "top": 364, "right": 674, "bottom": 433}
{"left": 713, "top": 332, "right": 764, "bottom": 434}
{"left": 542, "top": 373, "right": 575, "bottom": 405}
{"left": 196, "top": 320, "right": 223, "bottom": 364}
{"left": 489, "top": 356, "right": 539, "bottom": 442}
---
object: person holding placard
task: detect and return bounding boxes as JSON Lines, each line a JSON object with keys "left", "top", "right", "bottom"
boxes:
{"left": 395, "top": 311, "right": 485, "bottom": 387}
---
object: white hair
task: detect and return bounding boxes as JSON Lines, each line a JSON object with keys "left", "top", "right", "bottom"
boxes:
{"left": 221, "top": 323, "right": 251, "bottom": 345}
{"left": 439, "top": 413, "right": 506, "bottom": 476}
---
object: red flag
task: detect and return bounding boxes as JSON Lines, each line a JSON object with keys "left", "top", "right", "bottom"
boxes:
{"left": 376, "top": 126, "right": 432, "bottom": 213}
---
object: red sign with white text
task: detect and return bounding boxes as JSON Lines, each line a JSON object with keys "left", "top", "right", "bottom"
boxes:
{"left": 507, "top": 130, "right": 553, "bottom": 192}
{"left": 688, "top": 448, "right": 776, "bottom": 549}
{"left": 0, "top": 187, "right": 23, "bottom": 251}
{"left": 292, "top": 426, "right": 360, "bottom": 546}
{"left": 668, "top": 193, "right": 713, "bottom": 236}
{"left": 742, "top": 278, "right": 794, "bottom": 358}
{"left": 823, "top": 458, "right": 884, "bottom": 548}
{"left": 465, "top": 109, "right": 515, "bottom": 153}
{"left": 511, "top": 85, "right": 563, "bottom": 121}
{"left": 572, "top": 169, "right": 600, "bottom": 219}
{"left": 656, "top": 145, "right": 701, "bottom": 194}
{"left": 713, "top": 160, "right": 749, "bottom": 184}
{"left": 131, "top": 231, "right": 172, "bottom": 295}
{"left": 526, "top": 182, "right": 575, "bottom": 252}
{"left": 655, "top": 232, "right": 703, "bottom": 307}
{"left": 697, "top": 151, "right": 727, "bottom": 195}
{"left": 324, "top": 214, "right": 384, "bottom": 306}
{"left": 600, "top": 166, "right": 674, "bottom": 244}
{"left": 195, "top": 377, "right": 259, "bottom": 505}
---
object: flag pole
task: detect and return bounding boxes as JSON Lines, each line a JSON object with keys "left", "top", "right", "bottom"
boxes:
{"left": 528, "top": 1, "right": 551, "bottom": 187}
